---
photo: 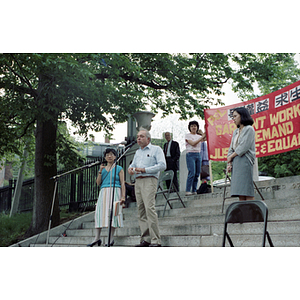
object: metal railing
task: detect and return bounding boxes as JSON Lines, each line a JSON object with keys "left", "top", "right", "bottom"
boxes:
{"left": 0, "top": 154, "right": 126, "bottom": 214}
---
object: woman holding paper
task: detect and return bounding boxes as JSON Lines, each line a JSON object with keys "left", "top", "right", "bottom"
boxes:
{"left": 227, "top": 107, "right": 256, "bottom": 201}
{"left": 87, "top": 148, "right": 125, "bottom": 246}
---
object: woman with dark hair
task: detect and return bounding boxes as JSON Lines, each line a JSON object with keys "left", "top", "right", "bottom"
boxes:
{"left": 185, "top": 121, "right": 205, "bottom": 196}
{"left": 227, "top": 107, "right": 256, "bottom": 201}
{"left": 87, "top": 148, "right": 125, "bottom": 246}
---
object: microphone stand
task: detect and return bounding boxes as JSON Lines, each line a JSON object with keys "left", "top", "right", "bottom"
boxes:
{"left": 107, "top": 141, "right": 136, "bottom": 247}
{"left": 46, "top": 159, "right": 103, "bottom": 245}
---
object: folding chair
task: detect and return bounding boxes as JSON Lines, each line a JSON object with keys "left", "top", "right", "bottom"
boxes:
{"left": 221, "top": 169, "right": 265, "bottom": 213}
{"left": 156, "top": 170, "right": 185, "bottom": 217}
{"left": 222, "top": 200, "right": 274, "bottom": 247}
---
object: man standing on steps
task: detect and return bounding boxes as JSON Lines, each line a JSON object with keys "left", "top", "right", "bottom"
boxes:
{"left": 163, "top": 132, "right": 180, "bottom": 192}
{"left": 128, "top": 127, "right": 166, "bottom": 247}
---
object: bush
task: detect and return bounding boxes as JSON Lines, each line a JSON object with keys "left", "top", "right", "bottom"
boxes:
{"left": 0, "top": 212, "right": 32, "bottom": 247}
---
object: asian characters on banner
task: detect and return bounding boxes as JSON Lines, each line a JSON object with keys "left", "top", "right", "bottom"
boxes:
{"left": 204, "top": 80, "right": 300, "bottom": 161}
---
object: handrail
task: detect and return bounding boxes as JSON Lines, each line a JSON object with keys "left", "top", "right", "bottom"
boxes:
{"left": 46, "top": 146, "right": 128, "bottom": 246}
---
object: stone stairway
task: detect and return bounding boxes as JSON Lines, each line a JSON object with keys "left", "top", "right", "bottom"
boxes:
{"left": 11, "top": 175, "right": 300, "bottom": 247}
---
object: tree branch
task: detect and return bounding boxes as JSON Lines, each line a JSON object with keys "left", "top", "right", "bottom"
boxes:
{"left": 94, "top": 72, "right": 169, "bottom": 90}
{"left": 10, "top": 54, "right": 35, "bottom": 91}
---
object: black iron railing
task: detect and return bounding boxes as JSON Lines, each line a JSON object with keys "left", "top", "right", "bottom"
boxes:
{"left": 0, "top": 152, "right": 126, "bottom": 214}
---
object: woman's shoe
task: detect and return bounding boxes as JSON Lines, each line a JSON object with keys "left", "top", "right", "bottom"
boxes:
{"left": 105, "top": 240, "right": 115, "bottom": 247}
{"left": 87, "top": 239, "right": 102, "bottom": 247}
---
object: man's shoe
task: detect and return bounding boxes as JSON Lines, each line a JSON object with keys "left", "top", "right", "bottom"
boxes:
{"left": 149, "top": 244, "right": 162, "bottom": 247}
{"left": 185, "top": 192, "right": 193, "bottom": 196}
{"left": 135, "top": 240, "right": 150, "bottom": 247}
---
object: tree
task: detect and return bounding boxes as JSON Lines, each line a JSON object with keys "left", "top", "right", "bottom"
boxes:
{"left": 0, "top": 53, "right": 298, "bottom": 235}
{"left": 253, "top": 56, "right": 300, "bottom": 177}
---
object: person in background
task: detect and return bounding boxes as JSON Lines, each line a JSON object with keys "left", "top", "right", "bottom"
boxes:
{"left": 128, "top": 127, "right": 166, "bottom": 247}
{"left": 227, "top": 107, "right": 256, "bottom": 201}
{"left": 87, "top": 148, "right": 125, "bottom": 247}
{"left": 200, "top": 132, "right": 210, "bottom": 183}
{"left": 124, "top": 181, "right": 136, "bottom": 208}
{"left": 185, "top": 121, "right": 205, "bottom": 196}
{"left": 163, "top": 132, "right": 180, "bottom": 192}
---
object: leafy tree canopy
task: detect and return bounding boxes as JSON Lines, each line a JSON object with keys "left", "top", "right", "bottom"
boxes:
{"left": 1, "top": 53, "right": 298, "bottom": 158}
{"left": 252, "top": 56, "right": 300, "bottom": 177}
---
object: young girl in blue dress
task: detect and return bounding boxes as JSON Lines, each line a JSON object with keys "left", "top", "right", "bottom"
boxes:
{"left": 87, "top": 148, "right": 125, "bottom": 246}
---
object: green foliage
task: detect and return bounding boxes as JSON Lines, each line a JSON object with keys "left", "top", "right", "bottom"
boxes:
{"left": 258, "top": 149, "right": 300, "bottom": 178}
{"left": 252, "top": 56, "right": 300, "bottom": 177}
{"left": 0, "top": 210, "right": 87, "bottom": 246}
{"left": 0, "top": 212, "right": 32, "bottom": 246}
{"left": 150, "top": 138, "right": 165, "bottom": 148}
{"left": 230, "top": 53, "right": 300, "bottom": 101}
{"left": 1, "top": 53, "right": 298, "bottom": 160}
{"left": 211, "top": 161, "right": 227, "bottom": 181}
{"left": 56, "top": 122, "right": 85, "bottom": 171}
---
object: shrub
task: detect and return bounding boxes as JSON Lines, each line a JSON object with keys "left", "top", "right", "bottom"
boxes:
{"left": 0, "top": 212, "right": 32, "bottom": 247}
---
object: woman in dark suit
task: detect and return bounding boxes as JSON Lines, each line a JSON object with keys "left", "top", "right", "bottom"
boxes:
{"left": 227, "top": 107, "right": 256, "bottom": 201}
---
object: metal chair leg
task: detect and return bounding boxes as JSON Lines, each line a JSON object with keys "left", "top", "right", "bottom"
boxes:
{"left": 266, "top": 231, "right": 274, "bottom": 247}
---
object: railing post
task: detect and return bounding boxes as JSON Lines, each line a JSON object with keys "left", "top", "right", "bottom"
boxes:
{"left": 8, "top": 179, "right": 14, "bottom": 212}
{"left": 69, "top": 173, "right": 76, "bottom": 212}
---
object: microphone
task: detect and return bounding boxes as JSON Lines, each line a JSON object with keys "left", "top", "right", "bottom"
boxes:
{"left": 125, "top": 140, "right": 137, "bottom": 149}
{"left": 85, "top": 160, "right": 102, "bottom": 168}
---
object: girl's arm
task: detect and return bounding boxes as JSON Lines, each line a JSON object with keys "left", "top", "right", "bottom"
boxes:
{"left": 96, "top": 164, "right": 106, "bottom": 186}
{"left": 186, "top": 135, "right": 203, "bottom": 146}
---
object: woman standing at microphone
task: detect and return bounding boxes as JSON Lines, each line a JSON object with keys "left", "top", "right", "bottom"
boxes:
{"left": 87, "top": 148, "right": 126, "bottom": 246}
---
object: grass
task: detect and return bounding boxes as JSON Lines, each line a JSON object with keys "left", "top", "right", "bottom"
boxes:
{"left": 0, "top": 212, "right": 32, "bottom": 247}
{"left": 0, "top": 209, "right": 89, "bottom": 247}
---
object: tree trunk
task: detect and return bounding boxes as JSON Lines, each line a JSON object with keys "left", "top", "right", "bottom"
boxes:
{"left": 29, "top": 117, "right": 60, "bottom": 235}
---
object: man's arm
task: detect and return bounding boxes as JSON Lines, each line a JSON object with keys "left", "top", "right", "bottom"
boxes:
{"left": 174, "top": 141, "right": 180, "bottom": 161}
{"left": 128, "top": 154, "right": 137, "bottom": 175}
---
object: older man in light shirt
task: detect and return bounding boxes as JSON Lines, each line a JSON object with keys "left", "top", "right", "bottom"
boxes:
{"left": 128, "top": 128, "right": 166, "bottom": 247}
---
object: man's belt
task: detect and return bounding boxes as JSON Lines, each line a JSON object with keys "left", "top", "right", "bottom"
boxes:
{"left": 136, "top": 176, "right": 157, "bottom": 179}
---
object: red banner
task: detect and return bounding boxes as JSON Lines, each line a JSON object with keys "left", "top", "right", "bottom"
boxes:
{"left": 204, "top": 80, "right": 300, "bottom": 161}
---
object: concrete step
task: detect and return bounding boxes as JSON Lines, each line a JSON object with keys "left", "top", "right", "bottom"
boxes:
{"left": 202, "top": 233, "right": 300, "bottom": 247}
{"left": 75, "top": 219, "right": 300, "bottom": 238}
{"left": 83, "top": 203, "right": 300, "bottom": 230}
{"left": 155, "top": 191, "right": 300, "bottom": 211}
{"left": 42, "top": 215, "right": 300, "bottom": 248}
{"left": 211, "top": 220, "right": 300, "bottom": 236}
{"left": 157, "top": 204, "right": 300, "bottom": 221}
{"left": 30, "top": 233, "right": 300, "bottom": 247}
{"left": 13, "top": 174, "right": 300, "bottom": 248}
{"left": 123, "top": 196, "right": 300, "bottom": 221}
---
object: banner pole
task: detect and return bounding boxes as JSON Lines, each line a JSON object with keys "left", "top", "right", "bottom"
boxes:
{"left": 209, "top": 160, "right": 213, "bottom": 193}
